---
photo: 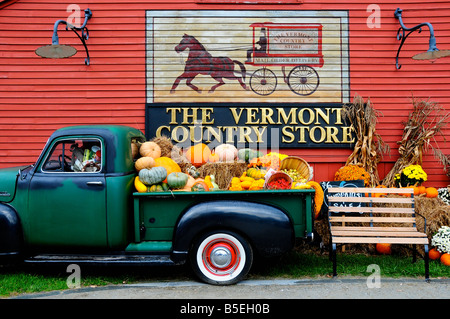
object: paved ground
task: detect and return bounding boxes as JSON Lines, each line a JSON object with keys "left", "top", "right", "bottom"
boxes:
{"left": 12, "top": 276, "right": 450, "bottom": 299}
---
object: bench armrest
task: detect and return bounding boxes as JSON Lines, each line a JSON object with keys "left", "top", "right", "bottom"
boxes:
{"left": 415, "top": 211, "right": 427, "bottom": 233}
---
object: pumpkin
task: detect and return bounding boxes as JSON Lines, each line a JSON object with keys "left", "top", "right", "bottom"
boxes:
{"left": 238, "top": 148, "right": 261, "bottom": 162}
{"left": 373, "top": 184, "right": 387, "bottom": 197}
{"left": 134, "top": 156, "right": 155, "bottom": 172}
{"left": 134, "top": 176, "right": 148, "bottom": 193}
{"left": 440, "top": 253, "right": 450, "bottom": 266}
{"left": 429, "top": 248, "right": 442, "bottom": 260}
{"left": 186, "top": 143, "right": 211, "bottom": 167}
{"left": 131, "top": 142, "right": 140, "bottom": 159}
{"left": 167, "top": 172, "right": 189, "bottom": 189}
{"left": 417, "top": 185, "right": 426, "bottom": 194}
{"left": 154, "top": 156, "right": 181, "bottom": 183}
{"left": 139, "top": 141, "right": 162, "bottom": 159}
{"left": 191, "top": 180, "right": 209, "bottom": 192}
{"left": 215, "top": 144, "right": 237, "bottom": 162}
{"left": 138, "top": 166, "right": 167, "bottom": 186}
{"left": 376, "top": 243, "right": 392, "bottom": 255}
{"left": 306, "top": 181, "right": 324, "bottom": 219}
{"left": 208, "top": 152, "right": 220, "bottom": 163}
{"left": 425, "top": 187, "right": 438, "bottom": 198}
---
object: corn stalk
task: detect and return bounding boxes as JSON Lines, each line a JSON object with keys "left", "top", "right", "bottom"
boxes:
{"left": 383, "top": 96, "right": 450, "bottom": 187}
{"left": 342, "top": 94, "right": 389, "bottom": 187}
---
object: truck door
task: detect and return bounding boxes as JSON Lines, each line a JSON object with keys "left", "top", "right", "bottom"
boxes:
{"left": 27, "top": 136, "right": 107, "bottom": 249}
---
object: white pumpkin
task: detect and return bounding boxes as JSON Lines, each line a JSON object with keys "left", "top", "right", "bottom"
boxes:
{"left": 214, "top": 144, "right": 238, "bottom": 162}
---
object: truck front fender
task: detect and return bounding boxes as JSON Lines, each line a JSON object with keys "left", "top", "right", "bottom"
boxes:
{"left": 0, "top": 203, "right": 23, "bottom": 259}
{"left": 171, "top": 200, "right": 293, "bottom": 263}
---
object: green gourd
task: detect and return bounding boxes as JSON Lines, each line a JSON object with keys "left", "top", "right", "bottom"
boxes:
{"left": 167, "top": 172, "right": 189, "bottom": 189}
{"left": 139, "top": 166, "right": 167, "bottom": 185}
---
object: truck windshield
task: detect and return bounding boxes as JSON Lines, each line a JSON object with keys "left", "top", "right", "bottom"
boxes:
{"left": 42, "top": 138, "right": 102, "bottom": 173}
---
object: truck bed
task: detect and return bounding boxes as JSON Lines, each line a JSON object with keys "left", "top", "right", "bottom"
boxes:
{"left": 132, "top": 189, "right": 315, "bottom": 245}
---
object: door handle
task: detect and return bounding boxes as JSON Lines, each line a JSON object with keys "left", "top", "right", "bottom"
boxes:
{"left": 86, "top": 181, "right": 103, "bottom": 186}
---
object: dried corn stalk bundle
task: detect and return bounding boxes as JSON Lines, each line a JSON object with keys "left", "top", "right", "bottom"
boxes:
{"left": 342, "top": 94, "right": 389, "bottom": 187}
{"left": 383, "top": 97, "right": 449, "bottom": 187}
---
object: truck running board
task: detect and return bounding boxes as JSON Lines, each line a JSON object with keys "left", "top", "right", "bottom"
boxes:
{"left": 24, "top": 254, "right": 177, "bottom": 266}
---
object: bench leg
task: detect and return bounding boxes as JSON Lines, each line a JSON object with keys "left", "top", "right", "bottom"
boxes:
{"left": 412, "top": 244, "right": 417, "bottom": 263}
{"left": 331, "top": 243, "right": 337, "bottom": 277}
{"left": 424, "top": 244, "right": 430, "bottom": 282}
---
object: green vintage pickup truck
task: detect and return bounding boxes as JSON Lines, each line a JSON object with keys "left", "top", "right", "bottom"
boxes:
{"left": 0, "top": 125, "right": 315, "bottom": 285}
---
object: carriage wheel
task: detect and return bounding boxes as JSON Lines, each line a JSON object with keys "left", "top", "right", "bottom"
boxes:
{"left": 250, "top": 68, "right": 277, "bottom": 96}
{"left": 287, "top": 66, "right": 320, "bottom": 96}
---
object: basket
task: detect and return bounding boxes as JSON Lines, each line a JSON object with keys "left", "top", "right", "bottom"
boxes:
{"left": 264, "top": 171, "right": 293, "bottom": 190}
{"left": 279, "top": 156, "right": 312, "bottom": 181}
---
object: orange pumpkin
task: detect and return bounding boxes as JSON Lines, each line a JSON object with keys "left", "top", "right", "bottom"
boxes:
{"left": 425, "top": 187, "right": 438, "bottom": 198}
{"left": 429, "top": 248, "right": 442, "bottom": 260}
{"left": 208, "top": 152, "right": 220, "bottom": 163}
{"left": 376, "top": 243, "right": 392, "bottom": 255}
{"left": 139, "top": 141, "right": 161, "bottom": 159}
{"left": 135, "top": 156, "right": 155, "bottom": 172}
{"left": 186, "top": 143, "right": 211, "bottom": 167}
{"left": 154, "top": 156, "right": 181, "bottom": 183}
{"left": 417, "top": 185, "right": 426, "bottom": 194}
{"left": 373, "top": 185, "right": 387, "bottom": 197}
{"left": 440, "top": 253, "right": 450, "bottom": 266}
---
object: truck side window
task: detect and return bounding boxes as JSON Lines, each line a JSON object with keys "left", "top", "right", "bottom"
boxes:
{"left": 42, "top": 138, "right": 102, "bottom": 173}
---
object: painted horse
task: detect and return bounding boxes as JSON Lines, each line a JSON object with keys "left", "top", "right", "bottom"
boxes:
{"left": 170, "top": 34, "right": 248, "bottom": 93}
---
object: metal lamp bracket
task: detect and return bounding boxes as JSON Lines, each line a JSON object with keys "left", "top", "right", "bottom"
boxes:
{"left": 394, "top": 8, "right": 437, "bottom": 69}
{"left": 52, "top": 8, "right": 93, "bottom": 65}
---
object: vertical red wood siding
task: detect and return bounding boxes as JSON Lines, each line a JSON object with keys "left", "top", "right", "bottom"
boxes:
{"left": 0, "top": 0, "right": 449, "bottom": 186}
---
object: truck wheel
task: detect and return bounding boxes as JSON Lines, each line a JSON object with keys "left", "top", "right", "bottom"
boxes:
{"left": 190, "top": 231, "right": 253, "bottom": 285}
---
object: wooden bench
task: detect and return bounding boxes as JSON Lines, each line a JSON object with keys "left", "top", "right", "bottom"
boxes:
{"left": 327, "top": 187, "right": 430, "bottom": 281}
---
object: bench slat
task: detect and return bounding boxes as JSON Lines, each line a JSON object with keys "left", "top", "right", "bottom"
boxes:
{"left": 328, "top": 197, "right": 413, "bottom": 204}
{"left": 332, "top": 237, "right": 429, "bottom": 244}
{"left": 332, "top": 230, "right": 427, "bottom": 237}
{"left": 329, "top": 216, "right": 417, "bottom": 223}
{"left": 328, "top": 187, "right": 413, "bottom": 194}
{"left": 329, "top": 206, "right": 415, "bottom": 214}
{"left": 331, "top": 226, "right": 418, "bottom": 232}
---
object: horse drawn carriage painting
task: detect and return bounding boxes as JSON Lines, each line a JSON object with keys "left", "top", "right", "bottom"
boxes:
{"left": 146, "top": 10, "right": 350, "bottom": 104}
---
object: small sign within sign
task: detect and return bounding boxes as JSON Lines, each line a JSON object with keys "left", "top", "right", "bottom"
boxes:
{"left": 319, "top": 180, "right": 365, "bottom": 217}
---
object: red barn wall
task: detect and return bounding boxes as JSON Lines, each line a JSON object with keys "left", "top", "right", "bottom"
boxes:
{"left": 0, "top": 0, "right": 449, "bottom": 186}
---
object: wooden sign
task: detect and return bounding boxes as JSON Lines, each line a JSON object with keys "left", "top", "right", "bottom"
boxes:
{"left": 145, "top": 10, "right": 351, "bottom": 148}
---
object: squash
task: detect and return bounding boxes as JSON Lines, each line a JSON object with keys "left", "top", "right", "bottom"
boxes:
{"left": 131, "top": 142, "right": 140, "bottom": 159}
{"left": 139, "top": 141, "right": 161, "bottom": 159}
{"left": 134, "top": 156, "right": 155, "bottom": 172}
{"left": 138, "top": 166, "right": 167, "bottom": 186}
{"left": 205, "top": 175, "right": 219, "bottom": 191}
{"left": 154, "top": 156, "right": 181, "bottom": 183}
{"left": 246, "top": 167, "right": 266, "bottom": 179}
{"left": 306, "top": 181, "right": 324, "bottom": 219}
{"left": 191, "top": 180, "right": 209, "bottom": 192}
{"left": 238, "top": 148, "right": 261, "bottom": 162}
{"left": 167, "top": 172, "right": 189, "bottom": 189}
{"left": 186, "top": 143, "right": 211, "bottom": 167}
{"left": 148, "top": 182, "right": 169, "bottom": 192}
{"left": 134, "top": 176, "right": 148, "bottom": 193}
{"left": 187, "top": 165, "right": 200, "bottom": 178}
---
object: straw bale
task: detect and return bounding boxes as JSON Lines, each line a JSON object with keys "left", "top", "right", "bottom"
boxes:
{"left": 197, "top": 162, "right": 247, "bottom": 190}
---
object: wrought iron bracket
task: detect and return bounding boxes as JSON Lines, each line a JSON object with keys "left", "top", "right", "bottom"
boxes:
{"left": 394, "top": 8, "right": 437, "bottom": 69}
{"left": 51, "top": 8, "right": 93, "bottom": 65}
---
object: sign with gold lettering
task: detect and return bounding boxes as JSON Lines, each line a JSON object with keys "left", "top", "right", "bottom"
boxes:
{"left": 145, "top": 10, "right": 351, "bottom": 148}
